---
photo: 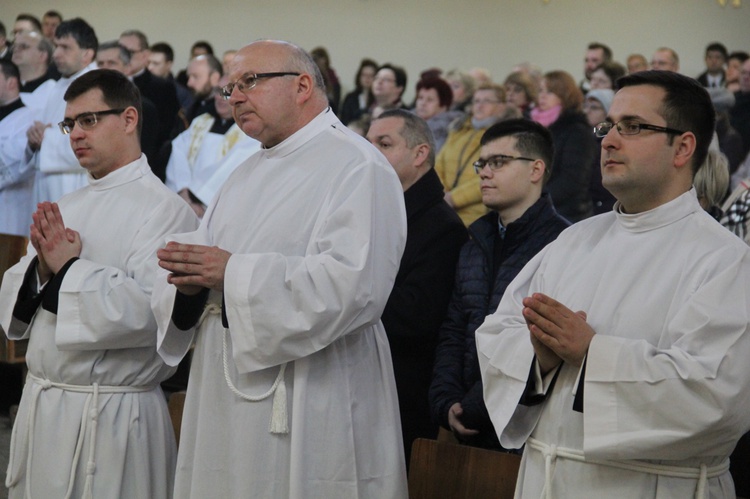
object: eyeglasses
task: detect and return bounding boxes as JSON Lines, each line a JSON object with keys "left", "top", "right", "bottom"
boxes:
{"left": 593, "top": 119, "right": 685, "bottom": 139}
{"left": 473, "top": 154, "right": 536, "bottom": 174}
{"left": 220, "top": 72, "right": 300, "bottom": 100}
{"left": 58, "top": 108, "right": 126, "bottom": 134}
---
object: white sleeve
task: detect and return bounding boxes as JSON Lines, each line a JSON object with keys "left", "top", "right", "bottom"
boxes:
{"left": 222, "top": 162, "right": 406, "bottom": 374}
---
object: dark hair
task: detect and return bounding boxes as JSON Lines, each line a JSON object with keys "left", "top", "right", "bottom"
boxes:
{"left": 376, "top": 108, "right": 436, "bottom": 168}
{"left": 64, "top": 69, "right": 143, "bottom": 136}
{"left": 15, "top": 14, "right": 42, "bottom": 33}
{"left": 593, "top": 61, "right": 626, "bottom": 88}
{"left": 55, "top": 18, "right": 98, "bottom": 52}
{"left": 0, "top": 59, "right": 21, "bottom": 82}
{"left": 191, "top": 40, "right": 214, "bottom": 56}
{"left": 0, "top": 21, "right": 6, "bottom": 38}
{"left": 705, "top": 42, "right": 728, "bottom": 60}
{"left": 354, "top": 58, "right": 378, "bottom": 92}
{"left": 150, "top": 42, "right": 174, "bottom": 62}
{"left": 310, "top": 47, "right": 330, "bottom": 68}
{"left": 588, "top": 42, "right": 613, "bottom": 62}
{"left": 616, "top": 70, "right": 714, "bottom": 174}
{"left": 480, "top": 118, "right": 555, "bottom": 183}
{"left": 728, "top": 51, "right": 750, "bottom": 64}
{"left": 192, "top": 54, "right": 223, "bottom": 78}
{"left": 378, "top": 63, "right": 407, "bottom": 91}
{"left": 416, "top": 77, "right": 453, "bottom": 109}
{"left": 43, "top": 11, "right": 63, "bottom": 21}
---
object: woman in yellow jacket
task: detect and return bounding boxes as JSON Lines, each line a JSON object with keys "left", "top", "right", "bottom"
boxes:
{"left": 436, "top": 83, "right": 520, "bottom": 226}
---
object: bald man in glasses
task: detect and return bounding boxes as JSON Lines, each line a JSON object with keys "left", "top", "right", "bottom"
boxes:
{"left": 154, "top": 40, "right": 408, "bottom": 498}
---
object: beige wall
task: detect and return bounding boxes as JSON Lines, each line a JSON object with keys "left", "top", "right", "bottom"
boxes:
{"left": 2, "top": 0, "right": 748, "bottom": 100}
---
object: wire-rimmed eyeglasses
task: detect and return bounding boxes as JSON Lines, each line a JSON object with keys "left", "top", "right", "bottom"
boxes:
{"left": 473, "top": 154, "right": 536, "bottom": 174}
{"left": 220, "top": 72, "right": 301, "bottom": 100}
{"left": 593, "top": 119, "right": 685, "bottom": 139}
{"left": 58, "top": 108, "right": 126, "bottom": 135}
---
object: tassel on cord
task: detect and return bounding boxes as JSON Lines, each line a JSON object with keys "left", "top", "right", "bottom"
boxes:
{"left": 269, "top": 364, "right": 288, "bottom": 434}
{"left": 222, "top": 328, "right": 289, "bottom": 434}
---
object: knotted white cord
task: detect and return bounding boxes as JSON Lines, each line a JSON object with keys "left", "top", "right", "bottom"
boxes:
{"left": 527, "top": 437, "right": 728, "bottom": 499}
{"left": 10, "top": 375, "right": 155, "bottom": 499}
{"left": 200, "top": 303, "right": 289, "bottom": 434}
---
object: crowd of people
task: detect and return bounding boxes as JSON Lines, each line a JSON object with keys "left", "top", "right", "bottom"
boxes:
{"left": 1, "top": 8, "right": 750, "bottom": 499}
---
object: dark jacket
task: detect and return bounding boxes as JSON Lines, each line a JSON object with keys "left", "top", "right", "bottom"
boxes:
{"left": 697, "top": 70, "right": 726, "bottom": 88}
{"left": 730, "top": 91, "right": 750, "bottom": 158}
{"left": 429, "top": 194, "right": 569, "bottom": 449}
{"left": 133, "top": 69, "right": 180, "bottom": 148}
{"left": 381, "top": 168, "right": 468, "bottom": 463}
{"left": 547, "top": 110, "right": 597, "bottom": 222}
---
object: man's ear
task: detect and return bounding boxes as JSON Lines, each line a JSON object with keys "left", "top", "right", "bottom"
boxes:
{"left": 412, "top": 143, "right": 430, "bottom": 168}
{"left": 530, "top": 159, "right": 546, "bottom": 184}
{"left": 295, "top": 73, "right": 315, "bottom": 104}
{"left": 123, "top": 106, "right": 139, "bottom": 133}
{"left": 673, "top": 131, "right": 697, "bottom": 171}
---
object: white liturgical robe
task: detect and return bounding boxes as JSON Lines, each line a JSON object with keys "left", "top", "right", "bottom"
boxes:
{"left": 0, "top": 156, "right": 198, "bottom": 499}
{"left": 165, "top": 113, "right": 261, "bottom": 206}
{"left": 0, "top": 103, "right": 37, "bottom": 236}
{"left": 477, "top": 189, "right": 750, "bottom": 499}
{"left": 153, "top": 109, "right": 409, "bottom": 498}
{"left": 26, "top": 62, "right": 97, "bottom": 205}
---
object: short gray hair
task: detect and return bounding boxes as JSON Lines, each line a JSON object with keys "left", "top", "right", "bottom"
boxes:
{"left": 375, "top": 109, "right": 436, "bottom": 168}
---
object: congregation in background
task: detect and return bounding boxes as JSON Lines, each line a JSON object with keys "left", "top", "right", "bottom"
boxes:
{"left": 1, "top": 7, "right": 750, "bottom": 499}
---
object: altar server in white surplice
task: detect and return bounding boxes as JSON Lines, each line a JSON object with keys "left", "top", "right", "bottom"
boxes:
{"left": 477, "top": 71, "right": 750, "bottom": 499}
{"left": 0, "top": 69, "right": 198, "bottom": 499}
{"left": 165, "top": 73, "right": 260, "bottom": 218}
{"left": 25, "top": 18, "right": 98, "bottom": 205}
{"left": 0, "top": 60, "right": 37, "bottom": 237}
{"left": 153, "top": 40, "right": 408, "bottom": 499}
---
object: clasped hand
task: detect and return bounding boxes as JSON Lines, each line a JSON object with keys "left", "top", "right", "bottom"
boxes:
{"left": 523, "top": 293, "right": 594, "bottom": 374}
{"left": 157, "top": 242, "right": 231, "bottom": 295}
{"left": 30, "top": 202, "right": 81, "bottom": 283}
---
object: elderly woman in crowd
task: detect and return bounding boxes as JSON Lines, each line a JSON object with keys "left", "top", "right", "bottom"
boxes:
{"left": 414, "top": 77, "right": 464, "bottom": 151}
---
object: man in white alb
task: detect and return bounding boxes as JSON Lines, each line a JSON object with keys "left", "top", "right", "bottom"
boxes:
{"left": 25, "top": 18, "right": 98, "bottom": 204}
{"left": 153, "top": 40, "right": 408, "bottom": 498}
{"left": 0, "top": 69, "right": 197, "bottom": 499}
{"left": 165, "top": 74, "right": 260, "bottom": 217}
{"left": 477, "top": 70, "right": 750, "bottom": 498}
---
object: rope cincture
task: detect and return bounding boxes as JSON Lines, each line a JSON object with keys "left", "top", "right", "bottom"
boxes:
{"left": 527, "top": 437, "right": 729, "bottom": 499}
{"left": 9, "top": 374, "right": 155, "bottom": 499}
{"left": 200, "top": 303, "right": 289, "bottom": 435}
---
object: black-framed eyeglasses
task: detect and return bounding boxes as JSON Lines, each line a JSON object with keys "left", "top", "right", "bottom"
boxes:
{"left": 58, "top": 108, "right": 127, "bottom": 135}
{"left": 593, "top": 119, "right": 685, "bottom": 139}
{"left": 473, "top": 154, "right": 536, "bottom": 174}
{"left": 220, "top": 72, "right": 301, "bottom": 100}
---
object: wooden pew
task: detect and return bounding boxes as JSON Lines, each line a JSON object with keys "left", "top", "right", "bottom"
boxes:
{"left": 0, "top": 233, "right": 28, "bottom": 363}
{"left": 408, "top": 438, "right": 521, "bottom": 499}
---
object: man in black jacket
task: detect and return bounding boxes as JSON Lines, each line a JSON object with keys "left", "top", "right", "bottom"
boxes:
{"left": 429, "top": 119, "right": 569, "bottom": 450}
{"left": 367, "top": 109, "right": 468, "bottom": 466}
